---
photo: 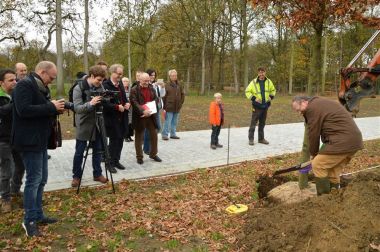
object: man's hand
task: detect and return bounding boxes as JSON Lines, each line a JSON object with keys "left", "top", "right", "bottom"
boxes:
{"left": 51, "top": 99, "right": 65, "bottom": 112}
{"left": 267, "top": 97, "right": 271, "bottom": 102}
{"left": 141, "top": 109, "right": 151, "bottom": 117}
{"left": 118, "top": 104, "right": 125, "bottom": 112}
{"left": 124, "top": 103, "right": 131, "bottom": 110}
{"left": 90, "top": 96, "right": 102, "bottom": 106}
{"left": 255, "top": 98, "right": 262, "bottom": 103}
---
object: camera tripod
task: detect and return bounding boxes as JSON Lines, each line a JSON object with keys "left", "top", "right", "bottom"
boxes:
{"left": 76, "top": 104, "right": 115, "bottom": 194}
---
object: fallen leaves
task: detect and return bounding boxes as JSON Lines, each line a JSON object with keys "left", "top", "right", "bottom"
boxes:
{"left": 1, "top": 140, "right": 379, "bottom": 250}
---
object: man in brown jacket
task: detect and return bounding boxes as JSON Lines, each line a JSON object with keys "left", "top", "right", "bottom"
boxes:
{"left": 162, "top": 69, "right": 185, "bottom": 140}
{"left": 129, "top": 73, "right": 162, "bottom": 164}
{"left": 292, "top": 96, "right": 363, "bottom": 195}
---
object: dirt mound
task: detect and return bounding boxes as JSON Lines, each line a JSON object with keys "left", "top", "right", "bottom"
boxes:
{"left": 238, "top": 170, "right": 380, "bottom": 251}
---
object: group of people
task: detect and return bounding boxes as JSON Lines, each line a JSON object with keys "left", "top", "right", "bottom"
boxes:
{"left": 0, "top": 62, "right": 364, "bottom": 237}
{"left": 0, "top": 60, "right": 186, "bottom": 237}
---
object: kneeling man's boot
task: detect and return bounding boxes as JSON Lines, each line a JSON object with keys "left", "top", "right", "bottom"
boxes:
{"left": 315, "top": 177, "right": 331, "bottom": 196}
{"left": 330, "top": 183, "right": 340, "bottom": 190}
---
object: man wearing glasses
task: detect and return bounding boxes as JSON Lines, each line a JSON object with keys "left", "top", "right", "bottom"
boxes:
{"left": 103, "top": 64, "right": 130, "bottom": 171}
{"left": 12, "top": 61, "right": 65, "bottom": 237}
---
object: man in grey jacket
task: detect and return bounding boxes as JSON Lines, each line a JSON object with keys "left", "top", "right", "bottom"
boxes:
{"left": 71, "top": 65, "right": 109, "bottom": 187}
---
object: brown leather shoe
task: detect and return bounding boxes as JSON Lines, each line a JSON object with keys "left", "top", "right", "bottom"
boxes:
{"left": 94, "top": 175, "right": 108, "bottom": 184}
{"left": 71, "top": 178, "right": 80, "bottom": 188}
{"left": 258, "top": 139, "right": 269, "bottom": 144}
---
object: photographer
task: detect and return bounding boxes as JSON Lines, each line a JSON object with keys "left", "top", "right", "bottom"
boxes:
{"left": 71, "top": 65, "right": 110, "bottom": 188}
{"left": 102, "top": 64, "right": 130, "bottom": 171}
{"left": 12, "top": 61, "right": 65, "bottom": 237}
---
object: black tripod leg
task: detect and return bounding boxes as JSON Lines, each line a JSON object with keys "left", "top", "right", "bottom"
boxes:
{"left": 76, "top": 124, "right": 96, "bottom": 194}
{"left": 96, "top": 111, "right": 115, "bottom": 194}
{"left": 76, "top": 142, "right": 92, "bottom": 194}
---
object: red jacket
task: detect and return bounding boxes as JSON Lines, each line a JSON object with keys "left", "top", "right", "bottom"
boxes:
{"left": 209, "top": 101, "right": 224, "bottom": 126}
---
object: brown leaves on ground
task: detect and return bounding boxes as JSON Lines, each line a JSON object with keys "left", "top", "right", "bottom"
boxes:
{"left": 0, "top": 139, "right": 379, "bottom": 251}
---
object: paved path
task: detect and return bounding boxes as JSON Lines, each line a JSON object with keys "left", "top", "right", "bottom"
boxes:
{"left": 46, "top": 117, "right": 380, "bottom": 191}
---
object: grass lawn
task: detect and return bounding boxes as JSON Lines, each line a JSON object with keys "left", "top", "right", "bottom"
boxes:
{"left": 1, "top": 139, "right": 379, "bottom": 251}
{"left": 57, "top": 91, "right": 380, "bottom": 139}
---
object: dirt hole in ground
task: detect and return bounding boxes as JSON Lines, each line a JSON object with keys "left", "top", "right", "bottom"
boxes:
{"left": 256, "top": 175, "right": 291, "bottom": 198}
{"left": 238, "top": 169, "right": 380, "bottom": 252}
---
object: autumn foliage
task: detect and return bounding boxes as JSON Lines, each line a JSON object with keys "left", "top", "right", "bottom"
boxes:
{"left": 249, "top": 0, "right": 380, "bottom": 29}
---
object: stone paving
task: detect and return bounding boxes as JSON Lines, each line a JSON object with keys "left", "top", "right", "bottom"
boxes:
{"left": 46, "top": 117, "right": 380, "bottom": 191}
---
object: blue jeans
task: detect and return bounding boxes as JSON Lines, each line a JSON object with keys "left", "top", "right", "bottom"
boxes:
{"left": 143, "top": 112, "right": 162, "bottom": 153}
{"left": 21, "top": 150, "right": 48, "bottom": 223}
{"left": 72, "top": 135, "right": 102, "bottom": 179}
{"left": 162, "top": 112, "right": 179, "bottom": 137}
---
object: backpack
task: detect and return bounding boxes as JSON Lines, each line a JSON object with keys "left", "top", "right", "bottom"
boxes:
{"left": 68, "top": 76, "right": 89, "bottom": 127}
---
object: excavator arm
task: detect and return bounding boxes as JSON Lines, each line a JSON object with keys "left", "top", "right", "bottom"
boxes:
{"left": 339, "top": 30, "right": 380, "bottom": 116}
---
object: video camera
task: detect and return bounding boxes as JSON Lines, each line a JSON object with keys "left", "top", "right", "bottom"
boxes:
{"left": 90, "top": 89, "right": 120, "bottom": 103}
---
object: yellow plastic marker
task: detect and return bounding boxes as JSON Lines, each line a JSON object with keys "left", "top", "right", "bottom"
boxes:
{"left": 225, "top": 204, "right": 248, "bottom": 214}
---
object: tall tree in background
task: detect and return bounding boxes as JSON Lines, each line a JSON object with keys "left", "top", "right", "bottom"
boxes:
{"left": 56, "top": 0, "right": 64, "bottom": 97}
{"left": 83, "top": 0, "right": 90, "bottom": 73}
{"left": 240, "top": 0, "right": 249, "bottom": 89}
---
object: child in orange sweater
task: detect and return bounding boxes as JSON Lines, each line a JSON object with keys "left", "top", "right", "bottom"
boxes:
{"left": 209, "top": 93, "right": 224, "bottom": 149}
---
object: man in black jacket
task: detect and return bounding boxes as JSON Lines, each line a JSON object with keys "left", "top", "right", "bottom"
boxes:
{"left": 103, "top": 64, "right": 130, "bottom": 170}
{"left": 12, "top": 61, "right": 65, "bottom": 237}
{"left": 0, "top": 69, "right": 17, "bottom": 213}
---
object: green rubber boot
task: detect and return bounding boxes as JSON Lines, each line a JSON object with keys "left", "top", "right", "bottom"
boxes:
{"left": 315, "top": 177, "right": 331, "bottom": 196}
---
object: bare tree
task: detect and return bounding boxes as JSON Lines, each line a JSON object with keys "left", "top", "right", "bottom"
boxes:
{"left": 83, "top": 0, "right": 89, "bottom": 73}
{"left": 56, "top": 0, "right": 64, "bottom": 97}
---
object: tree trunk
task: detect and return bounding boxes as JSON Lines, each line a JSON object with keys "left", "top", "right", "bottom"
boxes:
{"left": 229, "top": 15, "right": 239, "bottom": 94}
{"left": 127, "top": 0, "right": 132, "bottom": 80}
{"left": 83, "top": 0, "right": 89, "bottom": 73}
{"left": 201, "top": 33, "right": 206, "bottom": 95}
{"left": 56, "top": 0, "right": 64, "bottom": 97}
{"left": 288, "top": 39, "right": 294, "bottom": 95}
{"left": 241, "top": 0, "right": 249, "bottom": 89}
{"left": 186, "top": 65, "right": 191, "bottom": 94}
{"left": 309, "top": 22, "right": 323, "bottom": 95}
{"left": 321, "top": 35, "right": 328, "bottom": 95}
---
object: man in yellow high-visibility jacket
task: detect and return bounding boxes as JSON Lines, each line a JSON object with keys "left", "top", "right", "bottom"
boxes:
{"left": 245, "top": 67, "right": 276, "bottom": 145}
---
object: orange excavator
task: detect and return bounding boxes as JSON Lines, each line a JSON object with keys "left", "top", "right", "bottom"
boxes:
{"left": 339, "top": 30, "right": 380, "bottom": 116}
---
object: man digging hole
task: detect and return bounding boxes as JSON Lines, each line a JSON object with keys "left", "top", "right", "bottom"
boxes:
{"left": 291, "top": 96, "right": 363, "bottom": 195}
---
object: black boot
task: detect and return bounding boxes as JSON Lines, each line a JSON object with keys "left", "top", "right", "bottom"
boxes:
{"left": 315, "top": 177, "right": 331, "bottom": 196}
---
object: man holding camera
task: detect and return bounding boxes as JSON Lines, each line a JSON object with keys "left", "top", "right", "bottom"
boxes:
{"left": 103, "top": 64, "right": 130, "bottom": 171}
{"left": 71, "top": 65, "right": 109, "bottom": 188}
{"left": 12, "top": 61, "right": 65, "bottom": 237}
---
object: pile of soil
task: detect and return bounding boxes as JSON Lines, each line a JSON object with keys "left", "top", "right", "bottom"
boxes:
{"left": 238, "top": 170, "right": 380, "bottom": 251}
